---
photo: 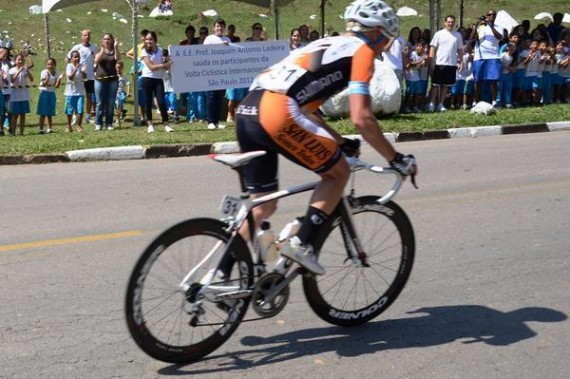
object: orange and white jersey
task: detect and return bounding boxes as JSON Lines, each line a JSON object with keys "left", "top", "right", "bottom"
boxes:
{"left": 250, "top": 35, "right": 376, "bottom": 110}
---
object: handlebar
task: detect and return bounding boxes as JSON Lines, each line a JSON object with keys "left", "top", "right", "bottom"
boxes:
{"left": 345, "top": 156, "right": 404, "bottom": 204}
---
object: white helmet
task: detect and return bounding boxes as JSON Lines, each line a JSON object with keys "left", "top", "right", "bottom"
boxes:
{"left": 344, "top": 0, "right": 400, "bottom": 38}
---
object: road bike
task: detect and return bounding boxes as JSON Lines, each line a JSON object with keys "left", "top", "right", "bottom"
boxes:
{"left": 125, "top": 150, "right": 416, "bottom": 363}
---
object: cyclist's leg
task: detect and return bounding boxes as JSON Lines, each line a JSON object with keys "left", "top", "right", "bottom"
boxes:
{"left": 237, "top": 90, "right": 348, "bottom": 274}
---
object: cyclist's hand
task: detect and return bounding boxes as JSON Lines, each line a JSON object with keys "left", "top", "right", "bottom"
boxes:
{"left": 340, "top": 138, "right": 361, "bottom": 157}
{"left": 390, "top": 152, "right": 418, "bottom": 188}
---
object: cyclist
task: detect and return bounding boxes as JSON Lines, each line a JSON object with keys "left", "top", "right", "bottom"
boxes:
{"left": 235, "top": 0, "right": 417, "bottom": 276}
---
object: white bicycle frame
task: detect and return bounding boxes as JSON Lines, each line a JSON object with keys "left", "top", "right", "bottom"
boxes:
{"left": 179, "top": 154, "right": 404, "bottom": 298}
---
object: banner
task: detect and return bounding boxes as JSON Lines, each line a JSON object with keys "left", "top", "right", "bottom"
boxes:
{"left": 169, "top": 40, "right": 290, "bottom": 93}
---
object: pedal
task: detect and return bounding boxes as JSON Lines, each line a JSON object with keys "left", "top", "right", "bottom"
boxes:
{"left": 214, "top": 290, "right": 252, "bottom": 301}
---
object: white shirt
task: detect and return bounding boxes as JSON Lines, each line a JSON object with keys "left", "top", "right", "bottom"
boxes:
{"left": 39, "top": 69, "right": 59, "bottom": 93}
{"left": 500, "top": 52, "right": 513, "bottom": 74}
{"left": 405, "top": 51, "right": 421, "bottom": 81}
{"left": 525, "top": 51, "right": 541, "bottom": 77}
{"left": 1, "top": 60, "right": 12, "bottom": 95}
{"left": 204, "top": 34, "right": 231, "bottom": 45}
{"left": 65, "top": 63, "right": 85, "bottom": 96}
{"left": 8, "top": 66, "right": 31, "bottom": 102}
{"left": 67, "top": 43, "right": 97, "bottom": 80}
{"left": 141, "top": 47, "right": 166, "bottom": 79}
{"left": 383, "top": 35, "right": 405, "bottom": 71}
{"left": 474, "top": 24, "right": 505, "bottom": 60}
{"left": 430, "top": 28, "right": 463, "bottom": 66}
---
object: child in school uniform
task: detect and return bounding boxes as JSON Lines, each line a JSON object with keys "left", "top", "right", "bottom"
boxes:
{"left": 405, "top": 42, "right": 425, "bottom": 113}
{"left": 523, "top": 40, "right": 542, "bottom": 106}
{"left": 64, "top": 50, "right": 86, "bottom": 132}
{"left": 162, "top": 49, "right": 179, "bottom": 123}
{"left": 514, "top": 39, "right": 529, "bottom": 106}
{"left": 558, "top": 45, "right": 570, "bottom": 103}
{"left": 497, "top": 42, "right": 517, "bottom": 108}
{"left": 37, "top": 58, "right": 63, "bottom": 133}
{"left": 115, "top": 61, "right": 129, "bottom": 125}
{"left": 552, "top": 42, "right": 564, "bottom": 103}
{"left": 8, "top": 53, "right": 34, "bottom": 135}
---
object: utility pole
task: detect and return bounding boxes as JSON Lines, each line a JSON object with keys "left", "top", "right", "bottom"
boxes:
{"left": 429, "top": 0, "right": 442, "bottom": 33}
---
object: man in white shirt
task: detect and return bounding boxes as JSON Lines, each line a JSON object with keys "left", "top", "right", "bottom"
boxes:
{"left": 204, "top": 18, "right": 231, "bottom": 130}
{"left": 428, "top": 15, "right": 463, "bottom": 112}
{"left": 65, "top": 30, "right": 97, "bottom": 122}
{"left": 383, "top": 34, "right": 405, "bottom": 105}
{"left": 469, "top": 9, "right": 507, "bottom": 107}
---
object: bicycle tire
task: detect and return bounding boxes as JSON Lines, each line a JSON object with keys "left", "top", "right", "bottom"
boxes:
{"left": 303, "top": 197, "right": 415, "bottom": 327}
{"left": 125, "top": 218, "right": 253, "bottom": 363}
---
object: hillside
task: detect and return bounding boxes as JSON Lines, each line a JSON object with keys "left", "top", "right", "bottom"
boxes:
{"left": 2, "top": 0, "right": 568, "bottom": 66}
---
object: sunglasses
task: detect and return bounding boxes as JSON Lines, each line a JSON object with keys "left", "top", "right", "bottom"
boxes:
{"left": 254, "top": 26, "right": 262, "bottom": 30}
{"left": 487, "top": 13, "right": 496, "bottom": 16}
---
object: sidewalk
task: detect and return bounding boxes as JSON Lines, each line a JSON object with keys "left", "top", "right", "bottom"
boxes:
{"left": 1, "top": 121, "right": 569, "bottom": 165}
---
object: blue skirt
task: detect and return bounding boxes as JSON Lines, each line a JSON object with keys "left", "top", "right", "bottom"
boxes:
{"left": 37, "top": 91, "right": 57, "bottom": 116}
{"left": 9, "top": 100, "right": 31, "bottom": 114}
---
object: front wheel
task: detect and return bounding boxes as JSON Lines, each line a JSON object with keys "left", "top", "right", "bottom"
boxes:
{"left": 125, "top": 218, "right": 253, "bottom": 363}
{"left": 303, "top": 197, "right": 415, "bottom": 326}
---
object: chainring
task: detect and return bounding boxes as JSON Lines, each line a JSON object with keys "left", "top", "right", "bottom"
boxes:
{"left": 251, "top": 272, "right": 289, "bottom": 318}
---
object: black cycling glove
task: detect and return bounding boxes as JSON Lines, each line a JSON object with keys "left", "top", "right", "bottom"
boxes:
{"left": 390, "top": 152, "right": 418, "bottom": 188}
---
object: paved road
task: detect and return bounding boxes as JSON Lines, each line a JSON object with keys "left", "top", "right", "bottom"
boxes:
{"left": 1, "top": 132, "right": 569, "bottom": 378}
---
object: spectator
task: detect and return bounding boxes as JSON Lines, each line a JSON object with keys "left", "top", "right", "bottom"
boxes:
{"left": 37, "top": 57, "right": 63, "bottom": 134}
{"left": 383, "top": 34, "right": 406, "bottom": 102}
{"left": 289, "top": 28, "right": 302, "bottom": 51}
{"left": 126, "top": 29, "right": 149, "bottom": 59}
{"left": 406, "top": 26, "right": 422, "bottom": 49}
{"left": 298, "top": 24, "right": 310, "bottom": 46}
{"left": 405, "top": 41, "right": 427, "bottom": 113}
{"left": 140, "top": 30, "right": 173, "bottom": 133}
{"left": 428, "top": 15, "right": 463, "bottom": 112}
{"left": 179, "top": 25, "right": 198, "bottom": 45}
{"left": 520, "top": 20, "right": 532, "bottom": 43}
{"left": 64, "top": 50, "right": 86, "bottom": 132}
{"left": 66, "top": 30, "right": 97, "bottom": 124}
{"left": 226, "top": 22, "right": 266, "bottom": 122}
{"left": 186, "top": 27, "right": 208, "bottom": 122}
{"left": 179, "top": 24, "right": 198, "bottom": 121}
{"left": 496, "top": 42, "right": 517, "bottom": 108}
{"left": 309, "top": 30, "right": 320, "bottom": 42}
{"left": 162, "top": 49, "right": 179, "bottom": 123}
{"left": 114, "top": 61, "right": 129, "bottom": 125}
{"left": 522, "top": 39, "right": 541, "bottom": 106}
{"left": 227, "top": 24, "right": 241, "bottom": 43}
{"left": 470, "top": 9, "right": 506, "bottom": 107}
{"left": 203, "top": 18, "right": 231, "bottom": 130}
{"left": 8, "top": 53, "right": 34, "bottom": 135}
{"left": 0, "top": 47, "right": 12, "bottom": 135}
{"left": 246, "top": 23, "right": 265, "bottom": 42}
{"left": 546, "top": 13, "right": 564, "bottom": 44}
{"left": 541, "top": 44, "right": 555, "bottom": 105}
{"left": 94, "top": 32, "right": 120, "bottom": 131}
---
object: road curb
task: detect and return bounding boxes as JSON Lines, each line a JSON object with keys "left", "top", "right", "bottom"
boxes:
{"left": 1, "top": 122, "right": 568, "bottom": 165}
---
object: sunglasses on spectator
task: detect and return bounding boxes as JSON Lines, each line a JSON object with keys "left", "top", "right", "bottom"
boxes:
{"left": 487, "top": 13, "right": 496, "bottom": 16}
{"left": 253, "top": 26, "right": 262, "bottom": 30}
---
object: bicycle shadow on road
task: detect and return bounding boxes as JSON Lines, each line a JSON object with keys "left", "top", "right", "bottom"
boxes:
{"left": 158, "top": 304, "right": 566, "bottom": 375}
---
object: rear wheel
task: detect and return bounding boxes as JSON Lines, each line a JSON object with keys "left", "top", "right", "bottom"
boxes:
{"left": 303, "top": 197, "right": 415, "bottom": 326}
{"left": 125, "top": 218, "right": 253, "bottom": 363}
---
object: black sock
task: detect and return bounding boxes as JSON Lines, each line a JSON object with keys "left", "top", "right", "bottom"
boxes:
{"left": 296, "top": 206, "right": 329, "bottom": 246}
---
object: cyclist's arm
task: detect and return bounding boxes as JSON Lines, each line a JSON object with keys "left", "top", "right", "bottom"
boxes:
{"left": 349, "top": 92, "right": 397, "bottom": 162}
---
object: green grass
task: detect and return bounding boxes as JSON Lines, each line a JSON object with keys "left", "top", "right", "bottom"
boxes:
{"left": 2, "top": 104, "right": 569, "bottom": 155}
{"left": 0, "top": 0, "right": 569, "bottom": 155}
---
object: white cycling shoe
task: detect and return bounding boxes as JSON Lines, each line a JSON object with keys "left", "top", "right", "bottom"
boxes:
{"left": 280, "top": 236, "right": 325, "bottom": 276}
